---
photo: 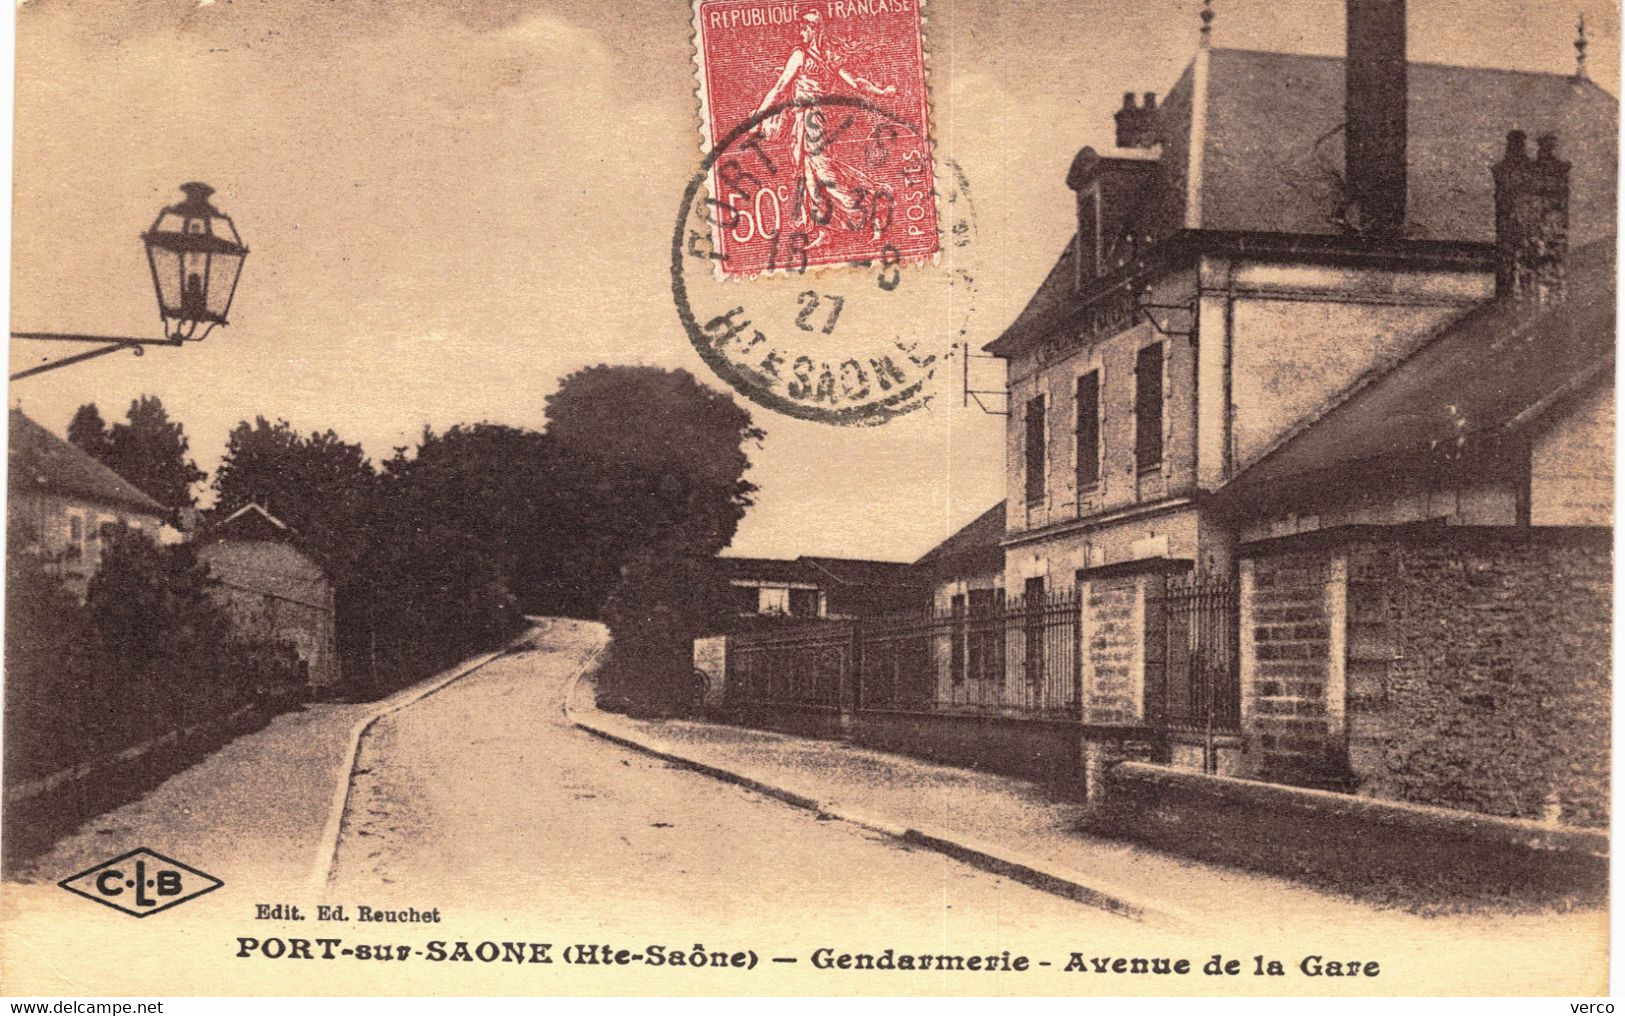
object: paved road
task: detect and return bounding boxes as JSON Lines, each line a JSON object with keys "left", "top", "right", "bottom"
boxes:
{"left": 326, "top": 619, "right": 1166, "bottom": 956}
{"left": 5, "top": 619, "right": 1601, "bottom": 994}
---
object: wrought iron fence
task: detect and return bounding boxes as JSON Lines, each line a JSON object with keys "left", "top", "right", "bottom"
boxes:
{"left": 723, "top": 594, "right": 1080, "bottom": 719}
{"left": 1154, "top": 575, "right": 1240, "bottom": 734}
{"left": 1001, "top": 592, "right": 1080, "bottom": 716}
{"left": 938, "top": 600, "right": 1007, "bottom": 710}
{"left": 721, "top": 577, "right": 1241, "bottom": 736}
{"left": 858, "top": 594, "right": 1078, "bottom": 715}
{"left": 724, "top": 620, "right": 851, "bottom": 709}
{"left": 848, "top": 611, "right": 929, "bottom": 710}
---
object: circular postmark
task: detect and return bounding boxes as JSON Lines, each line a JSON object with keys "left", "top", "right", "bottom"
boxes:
{"left": 672, "top": 96, "right": 977, "bottom": 426}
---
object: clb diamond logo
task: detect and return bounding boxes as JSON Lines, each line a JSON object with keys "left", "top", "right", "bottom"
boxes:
{"left": 59, "top": 848, "right": 223, "bottom": 917}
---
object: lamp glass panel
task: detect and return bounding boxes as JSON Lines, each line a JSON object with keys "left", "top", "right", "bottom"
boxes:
{"left": 155, "top": 211, "right": 189, "bottom": 235}
{"left": 205, "top": 252, "right": 244, "bottom": 319}
{"left": 149, "top": 246, "right": 183, "bottom": 313}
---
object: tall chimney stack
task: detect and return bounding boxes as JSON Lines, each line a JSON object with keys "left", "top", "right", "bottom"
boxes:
{"left": 1345, "top": 0, "right": 1408, "bottom": 237}
{"left": 1114, "top": 92, "right": 1159, "bottom": 149}
{"left": 1492, "top": 131, "right": 1570, "bottom": 304}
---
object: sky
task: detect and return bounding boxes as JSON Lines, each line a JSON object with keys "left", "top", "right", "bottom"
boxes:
{"left": 8, "top": 0, "right": 1618, "bottom": 562}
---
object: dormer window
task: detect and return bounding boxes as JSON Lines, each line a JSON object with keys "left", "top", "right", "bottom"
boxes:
{"left": 1066, "top": 146, "right": 1159, "bottom": 293}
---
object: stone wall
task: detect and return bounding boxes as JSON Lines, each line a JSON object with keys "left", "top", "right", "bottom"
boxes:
{"left": 1090, "top": 761, "right": 1607, "bottom": 909}
{"left": 1240, "top": 527, "right": 1611, "bottom": 827}
{"left": 852, "top": 711, "right": 1084, "bottom": 787}
{"left": 1081, "top": 575, "right": 1140, "bottom": 724}
{"left": 730, "top": 702, "right": 847, "bottom": 741}
{"left": 1344, "top": 533, "right": 1611, "bottom": 826}
{"left": 1240, "top": 551, "right": 1344, "bottom": 786}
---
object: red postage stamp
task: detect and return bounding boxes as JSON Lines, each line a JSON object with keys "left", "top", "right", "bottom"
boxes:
{"left": 693, "top": 0, "right": 938, "bottom": 278}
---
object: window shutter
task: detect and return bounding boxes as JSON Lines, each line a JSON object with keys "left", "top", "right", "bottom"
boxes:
{"left": 1024, "top": 395, "right": 1047, "bottom": 505}
{"left": 1135, "top": 343, "right": 1164, "bottom": 471}
{"left": 1076, "top": 370, "right": 1101, "bottom": 489}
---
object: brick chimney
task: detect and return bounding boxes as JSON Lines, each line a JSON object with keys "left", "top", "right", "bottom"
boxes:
{"left": 1114, "top": 92, "right": 1158, "bottom": 149}
{"left": 1491, "top": 130, "right": 1570, "bottom": 304}
{"left": 1344, "top": 0, "right": 1408, "bottom": 237}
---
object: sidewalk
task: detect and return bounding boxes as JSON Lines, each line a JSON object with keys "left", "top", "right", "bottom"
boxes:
{"left": 567, "top": 688, "right": 1610, "bottom": 951}
{"left": 7, "top": 636, "right": 525, "bottom": 894}
{"left": 7, "top": 698, "right": 373, "bottom": 891}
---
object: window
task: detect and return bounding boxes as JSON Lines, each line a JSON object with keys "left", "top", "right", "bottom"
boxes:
{"left": 949, "top": 594, "right": 967, "bottom": 684}
{"left": 1023, "top": 577, "right": 1045, "bottom": 686}
{"left": 1076, "top": 370, "right": 1101, "bottom": 489}
{"left": 66, "top": 514, "right": 83, "bottom": 559}
{"left": 732, "top": 584, "right": 761, "bottom": 615}
{"left": 967, "top": 588, "right": 999, "bottom": 682}
{"left": 788, "top": 587, "right": 820, "bottom": 618}
{"left": 1024, "top": 395, "right": 1046, "bottom": 505}
{"left": 1135, "top": 343, "right": 1164, "bottom": 471}
{"left": 759, "top": 586, "right": 791, "bottom": 615}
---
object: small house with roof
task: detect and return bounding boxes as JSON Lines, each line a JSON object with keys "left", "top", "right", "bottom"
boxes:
{"left": 7, "top": 408, "right": 171, "bottom": 598}
{"left": 718, "top": 554, "right": 927, "bottom": 626}
{"left": 195, "top": 503, "right": 342, "bottom": 692}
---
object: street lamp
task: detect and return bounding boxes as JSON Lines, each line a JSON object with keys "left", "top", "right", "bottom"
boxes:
{"left": 142, "top": 182, "right": 248, "bottom": 343}
{"left": 11, "top": 182, "right": 249, "bottom": 381}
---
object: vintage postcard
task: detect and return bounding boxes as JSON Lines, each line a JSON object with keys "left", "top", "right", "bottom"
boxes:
{"left": 1, "top": 0, "right": 1616, "bottom": 1000}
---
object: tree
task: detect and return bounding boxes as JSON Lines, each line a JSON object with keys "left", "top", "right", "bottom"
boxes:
{"left": 99, "top": 396, "right": 207, "bottom": 508}
{"left": 544, "top": 366, "right": 763, "bottom": 618}
{"left": 86, "top": 530, "right": 231, "bottom": 681}
{"left": 354, "top": 426, "right": 528, "bottom": 693}
{"left": 5, "top": 527, "right": 99, "bottom": 781}
{"left": 545, "top": 366, "right": 763, "bottom": 713}
{"left": 378, "top": 423, "right": 562, "bottom": 612}
{"left": 596, "top": 546, "right": 734, "bottom": 712}
{"left": 212, "top": 417, "right": 385, "bottom": 690}
{"left": 212, "top": 417, "right": 376, "bottom": 579}
{"left": 67, "top": 404, "right": 111, "bottom": 461}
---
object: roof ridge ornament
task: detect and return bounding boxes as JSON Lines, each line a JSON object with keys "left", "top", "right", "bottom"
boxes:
{"left": 1574, "top": 12, "right": 1589, "bottom": 82}
{"left": 1199, "top": 0, "right": 1215, "bottom": 49}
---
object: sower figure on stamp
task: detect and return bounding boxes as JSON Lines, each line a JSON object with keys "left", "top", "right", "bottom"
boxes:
{"left": 752, "top": 11, "right": 898, "bottom": 247}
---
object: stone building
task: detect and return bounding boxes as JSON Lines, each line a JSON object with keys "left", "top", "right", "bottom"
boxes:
{"left": 195, "top": 503, "right": 342, "bottom": 693}
{"left": 915, "top": 502, "right": 1006, "bottom": 613}
{"left": 7, "top": 408, "right": 170, "bottom": 600}
{"left": 1212, "top": 231, "right": 1613, "bottom": 822}
{"left": 981, "top": 2, "right": 1614, "bottom": 819}
{"left": 717, "top": 554, "right": 927, "bottom": 626}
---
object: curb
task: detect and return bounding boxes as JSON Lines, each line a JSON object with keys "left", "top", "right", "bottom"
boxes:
{"left": 563, "top": 684, "right": 1196, "bottom": 931}
{"left": 306, "top": 627, "right": 538, "bottom": 895}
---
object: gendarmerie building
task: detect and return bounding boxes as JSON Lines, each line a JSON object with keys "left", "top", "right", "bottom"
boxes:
{"left": 968, "top": 0, "right": 1613, "bottom": 819}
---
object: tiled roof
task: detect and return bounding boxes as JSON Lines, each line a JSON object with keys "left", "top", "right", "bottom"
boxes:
{"left": 717, "top": 556, "right": 815, "bottom": 584}
{"left": 199, "top": 502, "right": 295, "bottom": 544}
{"left": 913, "top": 501, "right": 1006, "bottom": 568}
{"left": 798, "top": 556, "right": 922, "bottom": 588}
{"left": 1200, "top": 49, "right": 1616, "bottom": 245}
{"left": 991, "top": 48, "right": 1617, "bottom": 356}
{"left": 1218, "top": 238, "right": 1615, "bottom": 505}
{"left": 717, "top": 554, "right": 923, "bottom": 587}
{"left": 8, "top": 409, "right": 166, "bottom": 515}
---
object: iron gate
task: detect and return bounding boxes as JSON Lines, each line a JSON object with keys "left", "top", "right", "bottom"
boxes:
{"left": 1156, "top": 575, "right": 1240, "bottom": 768}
